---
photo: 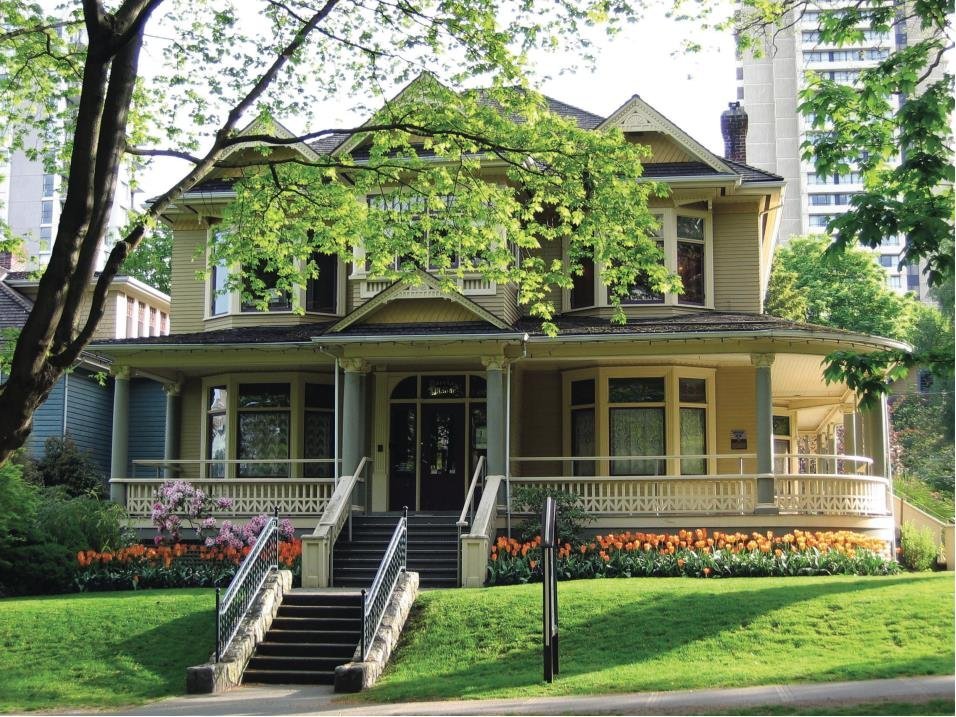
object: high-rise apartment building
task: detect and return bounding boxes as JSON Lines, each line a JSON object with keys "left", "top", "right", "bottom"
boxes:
{"left": 0, "top": 123, "right": 136, "bottom": 271}
{"left": 736, "top": 6, "right": 934, "bottom": 299}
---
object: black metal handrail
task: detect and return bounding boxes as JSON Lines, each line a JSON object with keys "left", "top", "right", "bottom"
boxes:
{"left": 360, "top": 507, "right": 407, "bottom": 661}
{"left": 215, "top": 508, "right": 279, "bottom": 662}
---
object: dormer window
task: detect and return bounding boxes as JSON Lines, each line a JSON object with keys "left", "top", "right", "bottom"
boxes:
{"left": 567, "top": 208, "right": 713, "bottom": 311}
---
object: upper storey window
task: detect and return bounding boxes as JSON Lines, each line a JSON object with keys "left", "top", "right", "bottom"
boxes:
{"left": 568, "top": 208, "right": 713, "bottom": 312}
{"left": 207, "top": 229, "right": 341, "bottom": 318}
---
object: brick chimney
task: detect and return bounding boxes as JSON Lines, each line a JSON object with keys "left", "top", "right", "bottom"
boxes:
{"left": 721, "top": 101, "right": 748, "bottom": 163}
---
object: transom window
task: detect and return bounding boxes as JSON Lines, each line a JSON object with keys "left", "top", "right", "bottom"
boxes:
{"left": 568, "top": 208, "right": 713, "bottom": 311}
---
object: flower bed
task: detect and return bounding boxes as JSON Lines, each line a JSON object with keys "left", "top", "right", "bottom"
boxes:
{"left": 487, "top": 529, "right": 898, "bottom": 585}
{"left": 74, "top": 539, "right": 302, "bottom": 592}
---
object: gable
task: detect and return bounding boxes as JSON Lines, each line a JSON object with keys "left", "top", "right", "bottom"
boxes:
{"left": 627, "top": 132, "right": 694, "bottom": 164}
{"left": 329, "top": 270, "right": 510, "bottom": 332}
{"left": 600, "top": 96, "right": 734, "bottom": 175}
{"left": 359, "top": 298, "right": 484, "bottom": 325}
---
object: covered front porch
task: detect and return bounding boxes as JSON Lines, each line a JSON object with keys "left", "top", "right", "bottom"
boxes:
{"left": 103, "top": 325, "right": 896, "bottom": 551}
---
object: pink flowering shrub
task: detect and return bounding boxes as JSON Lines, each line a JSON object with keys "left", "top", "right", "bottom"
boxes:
{"left": 150, "top": 480, "right": 234, "bottom": 544}
{"left": 210, "top": 513, "right": 295, "bottom": 549}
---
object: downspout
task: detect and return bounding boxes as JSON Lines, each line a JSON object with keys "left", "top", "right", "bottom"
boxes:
{"left": 62, "top": 372, "right": 69, "bottom": 436}
{"left": 317, "top": 347, "right": 341, "bottom": 483}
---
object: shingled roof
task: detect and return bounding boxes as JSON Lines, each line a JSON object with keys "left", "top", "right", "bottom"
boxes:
{"left": 0, "top": 279, "right": 33, "bottom": 330}
{"left": 91, "top": 311, "right": 870, "bottom": 349}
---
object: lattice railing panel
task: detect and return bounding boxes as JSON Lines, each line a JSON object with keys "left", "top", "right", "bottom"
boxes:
{"left": 122, "top": 479, "right": 335, "bottom": 517}
{"left": 775, "top": 476, "right": 889, "bottom": 516}
{"left": 511, "top": 477, "right": 757, "bottom": 515}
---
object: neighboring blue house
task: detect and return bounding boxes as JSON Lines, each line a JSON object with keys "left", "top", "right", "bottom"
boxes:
{"left": 0, "top": 270, "right": 171, "bottom": 486}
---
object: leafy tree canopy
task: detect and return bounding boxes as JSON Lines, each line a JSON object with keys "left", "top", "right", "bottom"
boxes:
{"left": 0, "top": 0, "right": 675, "bottom": 460}
{"left": 766, "top": 235, "right": 920, "bottom": 341}
{"left": 120, "top": 224, "right": 171, "bottom": 294}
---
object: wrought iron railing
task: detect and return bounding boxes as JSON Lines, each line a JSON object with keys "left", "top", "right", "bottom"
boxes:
{"left": 360, "top": 507, "right": 407, "bottom": 661}
{"left": 215, "top": 509, "right": 279, "bottom": 662}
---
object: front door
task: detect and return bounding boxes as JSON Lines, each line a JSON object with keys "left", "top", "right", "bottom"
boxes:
{"left": 388, "top": 403, "right": 418, "bottom": 511}
{"left": 420, "top": 403, "right": 466, "bottom": 511}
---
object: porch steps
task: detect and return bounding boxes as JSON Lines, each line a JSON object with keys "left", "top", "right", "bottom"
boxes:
{"left": 242, "top": 591, "right": 361, "bottom": 686}
{"left": 332, "top": 512, "right": 460, "bottom": 589}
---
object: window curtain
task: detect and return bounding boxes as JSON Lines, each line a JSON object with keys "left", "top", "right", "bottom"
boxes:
{"left": 610, "top": 407, "right": 664, "bottom": 475}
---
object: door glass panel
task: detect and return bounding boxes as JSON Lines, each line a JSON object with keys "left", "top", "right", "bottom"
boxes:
{"left": 571, "top": 407, "right": 595, "bottom": 476}
{"left": 420, "top": 404, "right": 465, "bottom": 510}
{"left": 609, "top": 407, "right": 665, "bottom": 475}
{"left": 238, "top": 412, "right": 290, "bottom": 477}
{"left": 609, "top": 377, "right": 665, "bottom": 403}
{"left": 680, "top": 407, "right": 706, "bottom": 475}
{"left": 423, "top": 375, "right": 465, "bottom": 399}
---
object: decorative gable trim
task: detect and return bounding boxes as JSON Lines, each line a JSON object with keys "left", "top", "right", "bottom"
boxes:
{"left": 598, "top": 96, "right": 735, "bottom": 176}
{"left": 220, "top": 117, "right": 322, "bottom": 164}
{"left": 328, "top": 269, "right": 509, "bottom": 332}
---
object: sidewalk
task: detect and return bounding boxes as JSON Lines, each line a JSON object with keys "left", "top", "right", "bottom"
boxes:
{"left": 122, "top": 675, "right": 954, "bottom": 716}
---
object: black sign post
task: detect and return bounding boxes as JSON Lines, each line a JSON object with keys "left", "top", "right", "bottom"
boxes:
{"left": 541, "top": 496, "right": 559, "bottom": 683}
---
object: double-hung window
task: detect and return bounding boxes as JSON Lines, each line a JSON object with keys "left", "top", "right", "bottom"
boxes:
{"left": 241, "top": 260, "right": 292, "bottom": 312}
{"left": 207, "top": 387, "right": 228, "bottom": 478}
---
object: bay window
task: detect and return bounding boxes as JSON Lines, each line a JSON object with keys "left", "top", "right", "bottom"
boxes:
{"left": 566, "top": 208, "right": 712, "bottom": 311}
{"left": 563, "top": 367, "right": 715, "bottom": 478}
{"left": 201, "top": 374, "right": 335, "bottom": 479}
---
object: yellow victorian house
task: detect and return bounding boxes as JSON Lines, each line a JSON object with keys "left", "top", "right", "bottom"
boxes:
{"left": 92, "top": 92, "right": 902, "bottom": 592}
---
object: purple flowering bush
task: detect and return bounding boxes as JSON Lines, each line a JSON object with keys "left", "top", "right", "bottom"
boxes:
{"left": 211, "top": 514, "right": 295, "bottom": 549}
{"left": 150, "top": 480, "right": 234, "bottom": 544}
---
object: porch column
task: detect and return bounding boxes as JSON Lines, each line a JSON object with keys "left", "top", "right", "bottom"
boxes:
{"left": 341, "top": 359, "right": 368, "bottom": 478}
{"left": 163, "top": 383, "right": 181, "bottom": 478}
{"left": 109, "top": 367, "right": 130, "bottom": 504}
{"left": 863, "top": 394, "right": 890, "bottom": 479}
{"left": 842, "top": 404, "right": 858, "bottom": 457}
{"left": 751, "top": 353, "right": 778, "bottom": 514}
{"left": 482, "top": 356, "right": 507, "bottom": 476}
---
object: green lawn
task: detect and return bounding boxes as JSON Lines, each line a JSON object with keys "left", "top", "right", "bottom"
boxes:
{"left": 0, "top": 589, "right": 214, "bottom": 713}
{"left": 364, "top": 573, "right": 955, "bottom": 702}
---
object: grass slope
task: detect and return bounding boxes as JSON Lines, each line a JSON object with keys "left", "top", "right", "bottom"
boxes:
{"left": 365, "top": 573, "right": 955, "bottom": 702}
{"left": 0, "top": 589, "right": 214, "bottom": 713}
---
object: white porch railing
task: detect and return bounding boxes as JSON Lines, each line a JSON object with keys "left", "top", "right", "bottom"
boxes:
{"left": 508, "top": 453, "right": 888, "bottom": 518}
{"left": 775, "top": 474, "right": 890, "bottom": 516}
{"left": 115, "top": 477, "right": 337, "bottom": 517}
{"left": 129, "top": 458, "right": 339, "bottom": 479}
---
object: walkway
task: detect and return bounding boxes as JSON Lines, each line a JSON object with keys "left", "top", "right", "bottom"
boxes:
{"left": 123, "top": 675, "right": 954, "bottom": 715}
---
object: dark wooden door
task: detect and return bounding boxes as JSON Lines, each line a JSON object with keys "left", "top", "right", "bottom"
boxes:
{"left": 420, "top": 403, "right": 466, "bottom": 511}
{"left": 388, "top": 403, "right": 417, "bottom": 511}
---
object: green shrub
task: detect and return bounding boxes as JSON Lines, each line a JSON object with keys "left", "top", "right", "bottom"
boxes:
{"left": 899, "top": 522, "right": 939, "bottom": 571}
{"left": 0, "top": 460, "right": 40, "bottom": 560}
{"left": 0, "top": 541, "right": 76, "bottom": 596}
{"left": 29, "top": 436, "right": 105, "bottom": 498}
{"left": 36, "top": 493, "right": 134, "bottom": 553}
{"left": 510, "top": 485, "right": 592, "bottom": 544}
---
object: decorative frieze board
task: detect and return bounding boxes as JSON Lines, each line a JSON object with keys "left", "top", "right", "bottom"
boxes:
{"left": 334, "top": 571, "right": 420, "bottom": 693}
{"left": 185, "top": 569, "right": 292, "bottom": 694}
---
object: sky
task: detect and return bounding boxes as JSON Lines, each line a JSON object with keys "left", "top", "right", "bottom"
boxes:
{"left": 137, "top": 4, "right": 738, "bottom": 198}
